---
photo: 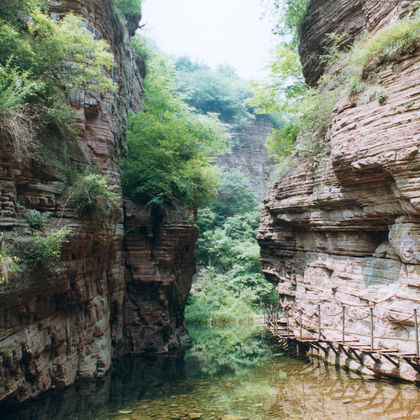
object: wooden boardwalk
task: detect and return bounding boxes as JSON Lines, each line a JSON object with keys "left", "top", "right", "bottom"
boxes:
{"left": 265, "top": 306, "right": 420, "bottom": 379}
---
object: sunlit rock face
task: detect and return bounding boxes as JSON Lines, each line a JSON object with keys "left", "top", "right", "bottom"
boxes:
{"left": 259, "top": 0, "right": 420, "bottom": 381}
{"left": 0, "top": 0, "right": 197, "bottom": 404}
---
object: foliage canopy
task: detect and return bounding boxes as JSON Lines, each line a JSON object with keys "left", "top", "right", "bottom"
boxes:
{"left": 122, "top": 50, "right": 229, "bottom": 208}
{"left": 175, "top": 57, "right": 255, "bottom": 129}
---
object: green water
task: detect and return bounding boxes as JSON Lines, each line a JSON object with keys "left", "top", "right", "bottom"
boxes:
{"left": 3, "top": 325, "right": 420, "bottom": 420}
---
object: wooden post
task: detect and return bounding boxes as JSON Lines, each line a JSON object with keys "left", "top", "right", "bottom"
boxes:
{"left": 275, "top": 307, "right": 278, "bottom": 334}
{"left": 342, "top": 306, "right": 345, "bottom": 344}
{"left": 415, "top": 309, "right": 419, "bottom": 357}
{"left": 318, "top": 304, "right": 321, "bottom": 340}
{"left": 370, "top": 307, "right": 374, "bottom": 350}
{"left": 300, "top": 311, "right": 303, "bottom": 340}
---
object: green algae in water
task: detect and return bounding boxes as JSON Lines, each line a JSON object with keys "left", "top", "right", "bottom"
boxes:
{"left": 2, "top": 325, "right": 420, "bottom": 420}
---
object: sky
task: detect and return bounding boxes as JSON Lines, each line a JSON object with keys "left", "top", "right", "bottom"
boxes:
{"left": 141, "top": 0, "right": 277, "bottom": 80}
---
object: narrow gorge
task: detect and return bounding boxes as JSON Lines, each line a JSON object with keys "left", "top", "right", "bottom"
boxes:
{"left": 1, "top": 0, "right": 420, "bottom": 416}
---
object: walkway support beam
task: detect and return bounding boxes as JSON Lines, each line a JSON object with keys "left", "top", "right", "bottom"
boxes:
{"left": 415, "top": 309, "right": 419, "bottom": 357}
{"left": 318, "top": 304, "right": 321, "bottom": 340}
{"left": 370, "top": 307, "right": 374, "bottom": 351}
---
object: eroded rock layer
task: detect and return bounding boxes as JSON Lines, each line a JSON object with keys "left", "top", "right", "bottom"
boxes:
{"left": 259, "top": 0, "right": 420, "bottom": 381}
{"left": 122, "top": 204, "right": 197, "bottom": 356}
{"left": 0, "top": 0, "right": 197, "bottom": 404}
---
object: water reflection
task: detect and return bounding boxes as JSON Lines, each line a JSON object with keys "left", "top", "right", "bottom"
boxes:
{"left": 2, "top": 325, "right": 420, "bottom": 419}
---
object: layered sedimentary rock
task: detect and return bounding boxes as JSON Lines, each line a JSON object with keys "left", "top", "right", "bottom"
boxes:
{"left": 122, "top": 204, "right": 197, "bottom": 356}
{"left": 0, "top": 0, "right": 197, "bottom": 404}
{"left": 218, "top": 115, "right": 274, "bottom": 197}
{"left": 259, "top": 0, "right": 420, "bottom": 381}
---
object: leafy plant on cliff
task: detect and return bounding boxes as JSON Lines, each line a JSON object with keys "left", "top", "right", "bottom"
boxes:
{"left": 0, "top": 237, "right": 22, "bottom": 286}
{"left": 18, "top": 204, "right": 48, "bottom": 231}
{"left": 349, "top": 10, "right": 420, "bottom": 78}
{"left": 251, "top": 43, "right": 339, "bottom": 165}
{"left": 24, "top": 227, "right": 70, "bottom": 269}
{"left": 263, "top": 0, "right": 310, "bottom": 48}
{"left": 69, "top": 172, "right": 119, "bottom": 217}
{"left": 122, "top": 48, "right": 229, "bottom": 209}
{"left": 0, "top": 58, "right": 43, "bottom": 114}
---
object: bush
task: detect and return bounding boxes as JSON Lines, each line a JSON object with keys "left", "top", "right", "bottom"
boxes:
{"left": 188, "top": 171, "right": 277, "bottom": 324}
{"left": 24, "top": 227, "right": 69, "bottom": 269}
{"left": 185, "top": 268, "right": 257, "bottom": 325}
{"left": 0, "top": 237, "right": 22, "bottom": 285}
{"left": 0, "top": 58, "right": 43, "bottom": 114}
{"left": 18, "top": 204, "right": 48, "bottom": 230}
{"left": 69, "top": 172, "right": 119, "bottom": 216}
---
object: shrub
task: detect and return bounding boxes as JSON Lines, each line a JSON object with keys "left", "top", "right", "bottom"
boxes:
{"left": 69, "top": 172, "right": 119, "bottom": 216}
{"left": 0, "top": 58, "right": 43, "bottom": 114}
{"left": 189, "top": 171, "right": 277, "bottom": 325}
{"left": 24, "top": 227, "right": 69, "bottom": 268}
{"left": 0, "top": 237, "right": 22, "bottom": 285}
{"left": 185, "top": 268, "right": 257, "bottom": 325}
{"left": 18, "top": 204, "right": 48, "bottom": 230}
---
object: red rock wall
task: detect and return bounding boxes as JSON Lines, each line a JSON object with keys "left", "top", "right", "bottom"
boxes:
{"left": 259, "top": 0, "right": 420, "bottom": 381}
{"left": 0, "top": 0, "right": 197, "bottom": 404}
{"left": 122, "top": 204, "right": 197, "bottom": 356}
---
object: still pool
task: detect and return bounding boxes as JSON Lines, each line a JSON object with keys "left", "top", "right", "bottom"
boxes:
{"left": 3, "top": 325, "right": 420, "bottom": 419}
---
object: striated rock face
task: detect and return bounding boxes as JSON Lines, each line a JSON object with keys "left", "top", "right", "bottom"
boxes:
{"left": 0, "top": 0, "right": 197, "bottom": 405}
{"left": 260, "top": 0, "right": 420, "bottom": 381}
{"left": 122, "top": 204, "right": 197, "bottom": 356}
{"left": 218, "top": 115, "right": 274, "bottom": 197}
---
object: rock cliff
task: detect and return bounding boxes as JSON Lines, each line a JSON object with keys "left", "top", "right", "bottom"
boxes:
{"left": 0, "top": 0, "right": 197, "bottom": 404}
{"left": 259, "top": 0, "right": 420, "bottom": 381}
{"left": 218, "top": 115, "right": 274, "bottom": 198}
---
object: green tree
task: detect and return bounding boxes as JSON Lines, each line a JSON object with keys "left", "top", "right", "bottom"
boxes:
{"left": 175, "top": 57, "right": 254, "bottom": 128}
{"left": 122, "top": 51, "right": 229, "bottom": 208}
{"left": 264, "top": 0, "right": 310, "bottom": 48}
